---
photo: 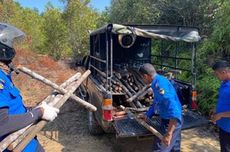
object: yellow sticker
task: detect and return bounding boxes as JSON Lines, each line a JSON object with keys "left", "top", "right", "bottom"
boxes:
{"left": 159, "top": 89, "right": 165, "bottom": 95}
{"left": 0, "top": 83, "right": 4, "bottom": 90}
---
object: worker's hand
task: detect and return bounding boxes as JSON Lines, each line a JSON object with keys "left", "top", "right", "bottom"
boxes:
{"left": 137, "top": 113, "right": 147, "bottom": 121}
{"left": 162, "top": 132, "right": 172, "bottom": 146}
{"left": 211, "top": 113, "right": 222, "bottom": 124}
{"left": 38, "top": 102, "right": 60, "bottom": 121}
{"left": 209, "top": 108, "right": 216, "bottom": 119}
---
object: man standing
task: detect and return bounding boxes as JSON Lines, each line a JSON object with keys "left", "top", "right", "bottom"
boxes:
{"left": 0, "top": 23, "right": 59, "bottom": 152}
{"left": 212, "top": 60, "right": 230, "bottom": 152}
{"left": 138, "top": 63, "right": 182, "bottom": 152}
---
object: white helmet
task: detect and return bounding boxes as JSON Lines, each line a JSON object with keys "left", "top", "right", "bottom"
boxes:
{"left": 0, "top": 23, "right": 25, "bottom": 63}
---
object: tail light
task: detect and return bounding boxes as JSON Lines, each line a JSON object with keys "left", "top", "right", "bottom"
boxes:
{"left": 191, "top": 90, "right": 198, "bottom": 110}
{"left": 102, "top": 97, "right": 113, "bottom": 121}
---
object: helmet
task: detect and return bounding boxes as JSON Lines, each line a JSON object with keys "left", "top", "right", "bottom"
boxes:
{"left": 0, "top": 23, "right": 25, "bottom": 63}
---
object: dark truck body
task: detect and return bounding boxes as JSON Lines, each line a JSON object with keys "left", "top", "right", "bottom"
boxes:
{"left": 80, "top": 24, "right": 209, "bottom": 138}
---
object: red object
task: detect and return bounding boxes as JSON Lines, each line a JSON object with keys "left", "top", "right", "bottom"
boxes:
{"left": 191, "top": 91, "right": 198, "bottom": 109}
{"left": 103, "top": 110, "right": 113, "bottom": 121}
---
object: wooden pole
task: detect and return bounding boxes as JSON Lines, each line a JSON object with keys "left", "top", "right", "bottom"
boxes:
{"left": 42, "top": 72, "right": 82, "bottom": 105}
{"left": 13, "top": 70, "right": 92, "bottom": 152}
{"left": 120, "top": 106, "right": 163, "bottom": 140}
{"left": 134, "top": 117, "right": 163, "bottom": 140}
{"left": 112, "top": 76, "right": 136, "bottom": 108}
{"left": 123, "top": 107, "right": 149, "bottom": 112}
{"left": 0, "top": 72, "right": 81, "bottom": 152}
{"left": 0, "top": 125, "right": 31, "bottom": 152}
{"left": 17, "top": 66, "right": 96, "bottom": 112}
{"left": 7, "top": 95, "right": 63, "bottom": 151}
{"left": 126, "top": 85, "right": 150, "bottom": 103}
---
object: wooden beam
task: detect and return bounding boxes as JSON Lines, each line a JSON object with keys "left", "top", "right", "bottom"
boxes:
{"left": 17, "top": 66, "right": 96, "bottom": 111}
{"left": 0, "top": 72, "right": 81, "bottom": 152}
{"left": 120, "top": 106, "right": 163, "bottom": 140}
{"left": 126, "top": 84, "right": 150, "bottom": 103}
{"left": 12, "top": 70, "right": 92, "bottom": 152}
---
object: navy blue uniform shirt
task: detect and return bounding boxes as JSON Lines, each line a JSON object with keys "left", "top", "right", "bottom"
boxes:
{"left": 146, "top": 74, "right": 182, "bottom": 125}
{"left": 216, "top": 80, "right": 230, "bottom": 133}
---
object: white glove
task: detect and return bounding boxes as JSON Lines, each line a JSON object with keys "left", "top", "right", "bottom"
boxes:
{"left": 38, "top": 102, "right": 60, "bottom": 121}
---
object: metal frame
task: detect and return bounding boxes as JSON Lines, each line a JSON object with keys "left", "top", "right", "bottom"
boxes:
{"left": 89, "top": 25, "right": 113, "bottom": 92}
{"left": 151, "top": 40, "right": 197, "bottom": 88}
{"left": 90, "top": 24, "right": 199, "bottom": 91}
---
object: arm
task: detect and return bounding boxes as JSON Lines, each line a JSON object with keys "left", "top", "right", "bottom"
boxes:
{"left": 166, "top": 119, "right": 177, "bottom": 135}
{"left": 158, "top": 80, "right": 182, "bottom": 146}
{"left": 212, "top": 111, "right": 230, "bottom": 124}
{"left": 162, "top": 119, "right": 177, "bottom": 146}
{"left": 0, "top": 107, "right": 43, "bottom": 137}
{"left": 145, "top": 101, "right": 156, "bottom": 118}
{"left": 219, "top": 112, "right": 230, "bottom": 117}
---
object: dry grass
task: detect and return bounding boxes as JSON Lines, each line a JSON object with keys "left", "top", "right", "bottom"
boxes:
{"left": 12, "top": 48, "right": 76, "bottom": 107}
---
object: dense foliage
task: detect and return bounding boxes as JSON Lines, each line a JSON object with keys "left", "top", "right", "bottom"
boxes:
{"left": 196, "top": 1, "right": 230, "bottom": 114}
{"left": 0, "top": 0, "right": 229, "bottom": 115}
{"left": 109, "top": 0, "right": 230, "bottom": 115}
{"left": 0, "top": 0, "right": 101, "bottom": 60}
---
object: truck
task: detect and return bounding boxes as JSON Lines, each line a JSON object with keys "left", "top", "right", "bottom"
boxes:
{"left": 78, "top": 24, "right": 209, "bottom": 138}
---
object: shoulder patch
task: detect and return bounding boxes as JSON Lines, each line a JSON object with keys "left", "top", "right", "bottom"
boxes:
{"left": 0, "top": 83, "right": 4, "bottom": 90}
{"left": 159, "top": 88, "right": 165, "bottom": 95}
{"left": 0, "top": 79, "right": 5, "bottom": 90}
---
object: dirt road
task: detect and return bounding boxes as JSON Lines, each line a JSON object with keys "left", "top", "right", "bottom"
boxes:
{"left": 38, "top": 100, "right": 220, "bottom": 152}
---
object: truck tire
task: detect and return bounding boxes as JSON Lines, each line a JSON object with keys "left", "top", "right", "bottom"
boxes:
{"left": 88, "top": 111, "right": 104, "bottom": 135}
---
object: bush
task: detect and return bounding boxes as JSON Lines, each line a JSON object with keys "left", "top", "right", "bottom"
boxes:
{"left": 196, "top": 68, "right": 219, "bottom": 116}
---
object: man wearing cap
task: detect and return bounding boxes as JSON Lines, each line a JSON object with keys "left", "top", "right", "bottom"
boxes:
{"left": 0, "top": 23, "right": 59, "bottom": 152}
{"left": 212, "top": 60, "right": 230, "bottom": 152}
{"left": 138, "top": 63, "right": 182, "bottom": 152}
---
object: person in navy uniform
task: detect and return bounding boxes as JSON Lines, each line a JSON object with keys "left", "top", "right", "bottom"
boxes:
{"left": 138, "top": 63, "right": 182, "bottom": 152}
{"left": 212, "top": 60, "right": 230, "bottom": 152}
{"left": 0, "top": 23, "right": 59, "bottom": 152}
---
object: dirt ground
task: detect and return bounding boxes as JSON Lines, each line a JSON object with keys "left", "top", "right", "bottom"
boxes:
{"left": 13, "top": 49, "right": 220, "bottom": 152}
{"left": 36, "top": 100, "right": 220, "bottom": 152}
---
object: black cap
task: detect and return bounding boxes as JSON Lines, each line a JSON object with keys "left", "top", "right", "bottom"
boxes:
{"left": 212, "top": 60, "right": 230, "bottom": 70}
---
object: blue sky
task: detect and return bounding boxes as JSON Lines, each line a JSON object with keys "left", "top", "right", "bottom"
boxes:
{"left": 15, "top": 0, "right": 111, "bottom": 13}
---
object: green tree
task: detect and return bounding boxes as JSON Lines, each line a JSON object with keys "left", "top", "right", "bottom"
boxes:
{"left": 15, "top": 8, "right": 45, "bottom": 50}
{"left": 62, "top": 0, "right": 100, "bottom": 58}
{"left": 96, "top": 8, "right": 110, "bottom": 27}
{"left": 41, "top": 4, "right": 70, "bottom": 60}
{"left": 195, "top": 1, "right": 230, "bottom": 114}
{"left": 108, "top": 0, "right": 217, "bottom": 34}
{"left": 0, "top": 0, "right": 44, "bottom": 50}
{"left": 109, "top": 0, "right": 160, "bottom": 24}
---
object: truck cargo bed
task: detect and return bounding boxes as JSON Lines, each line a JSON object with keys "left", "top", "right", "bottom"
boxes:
{"left": 114, "top": 109, "right": 209, "bottom": 138}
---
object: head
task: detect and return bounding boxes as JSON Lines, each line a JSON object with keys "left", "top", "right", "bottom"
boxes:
{"left": 139, "top": 63, "right": 157, "bottom": 83}
{"left": 0, "top": 23, "right": 25, "bottom": 65}
{"left": 212, "top": 60, "right": 230, "bottom": 81}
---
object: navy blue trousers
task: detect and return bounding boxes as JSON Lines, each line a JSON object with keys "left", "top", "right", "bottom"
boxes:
{"left": 219, "top": 128, "right": 230, "bottom": 152}
{"left": 152, "top": 119, "right": 182, "bottom": 152}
